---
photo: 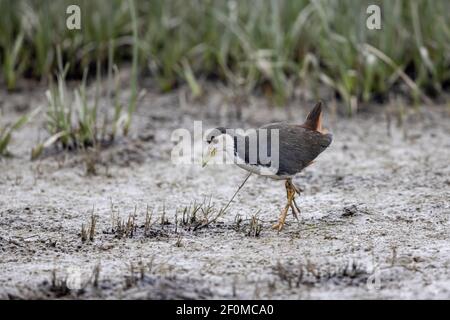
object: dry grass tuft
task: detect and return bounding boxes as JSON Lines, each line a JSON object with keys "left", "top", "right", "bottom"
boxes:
{"left": 273, "top": 259, "right": 372, "bottom": 289}
{"left": 81, "top": 208, "right": 97, "bottom": 243}
{"left": 246, "top": 213, "right": 263, "bottom": 237}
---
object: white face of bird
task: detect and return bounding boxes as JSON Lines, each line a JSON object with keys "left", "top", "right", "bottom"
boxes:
{"left": 202, "top": 134, "right": 233, "bottom": 167}
{"left": 202, "top": 144, "right": 217, "bottom": 167}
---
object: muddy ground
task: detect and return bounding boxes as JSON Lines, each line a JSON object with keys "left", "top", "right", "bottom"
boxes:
{"left": 0, "top": 83, "right": 449, "bottom": 299}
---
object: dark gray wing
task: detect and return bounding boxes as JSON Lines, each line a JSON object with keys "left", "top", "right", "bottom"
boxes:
{"left": 260, "top": 122, "right": 332, "bottom": 176}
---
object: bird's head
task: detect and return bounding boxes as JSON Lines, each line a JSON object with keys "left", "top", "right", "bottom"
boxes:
{"left": 202, "top": 127, "right": 233, "bottom": 167}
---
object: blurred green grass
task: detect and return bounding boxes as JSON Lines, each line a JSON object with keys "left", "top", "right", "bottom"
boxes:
{"left": 0, "top": 0, "right": 449, "bottom": 109}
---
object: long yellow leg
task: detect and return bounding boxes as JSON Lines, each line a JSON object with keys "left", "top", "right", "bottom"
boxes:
{"left": 272, "top": 179, "right": 298, "bottom": 231}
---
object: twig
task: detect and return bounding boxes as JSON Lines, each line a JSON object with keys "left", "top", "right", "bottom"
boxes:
{"left": 194, "top": 172, "right": 252, "bottom": 230}
{"left": 221, "top": 172, "right": 252, "bottom": 214}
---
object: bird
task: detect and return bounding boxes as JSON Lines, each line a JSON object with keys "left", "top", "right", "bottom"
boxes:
{"left": 202, "top": 101, "right": 332, "bottom": 231}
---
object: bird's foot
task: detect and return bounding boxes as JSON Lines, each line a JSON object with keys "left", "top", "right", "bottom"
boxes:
{"left": 272, "top": 204, "right": 289, "bottom": 231}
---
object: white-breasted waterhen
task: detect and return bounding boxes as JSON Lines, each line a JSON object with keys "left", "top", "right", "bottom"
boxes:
{"left": 203, "top": 101, "right": 332, "bottom": 230}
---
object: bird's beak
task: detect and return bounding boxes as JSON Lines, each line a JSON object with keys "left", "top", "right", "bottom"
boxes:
{"left": 202, "top": 145, "right": 217, "bottom": 167}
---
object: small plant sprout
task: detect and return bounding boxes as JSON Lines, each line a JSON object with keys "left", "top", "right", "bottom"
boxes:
{"left": 0, "top": 108, "right": 40, "bottom": 157}
{"left": 124, "top": 263, "right": 138, "bottom": 289}
{"left": 234, "top": 213, "right": 243, "bottom": 231}
{"left": 49, "top": 268, "right": 71, "bottom": 297}
{"left": 181, "top": 201, "right": 202, "bottom": 227}
{"left": 109, "top": 205, "right": 138, "bottom": 239}
{"left": 246, "top": 212, "right": 262, "bottom": 237}
{"left": 175, "top": 235, "right": 183, "bottom": 247}
{"left": 144, "top": 205, "right": 153, "bottom": 236}
{"left": 80, "top": 207, "right": 97, "bottom": 243}
{"left": 91, "top": 263, "right": 101, "bottom": 288}
{"left": 160, "top": 203, "right": 169, "bottom": 226}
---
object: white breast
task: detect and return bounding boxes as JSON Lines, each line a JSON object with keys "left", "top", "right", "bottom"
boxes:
{"left": 219, "top": 133, "right": 290, "bottom": 180}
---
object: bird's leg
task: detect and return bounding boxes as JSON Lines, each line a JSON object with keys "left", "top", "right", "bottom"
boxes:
{"left": 272, "top": 179, "right": 297, "bottom": 231}
{"left": 287, "top": 179, "right": 303, "bottom": 219}
{"left": 287, "top": 180, "right": 301, "bottom": 220}
{"left": 292, "top": 198, "right": 301, "bottom": 217}
{"left": 272, "top": 193, "right": 294, "bottom": 231}
{"left": 292, "top": 183, "right": 303, "bottom": 194}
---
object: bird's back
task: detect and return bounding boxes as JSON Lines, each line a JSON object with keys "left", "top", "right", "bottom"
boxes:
{"left": 260, "top": 122, "right": 332, "bottom": 177}
{"left": 232, "top": 101, "right": 332, "bottom": 178}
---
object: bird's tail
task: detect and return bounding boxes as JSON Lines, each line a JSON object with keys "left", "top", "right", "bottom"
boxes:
{"left": 303, "top": 101, "right": 323, "bottom": 133}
